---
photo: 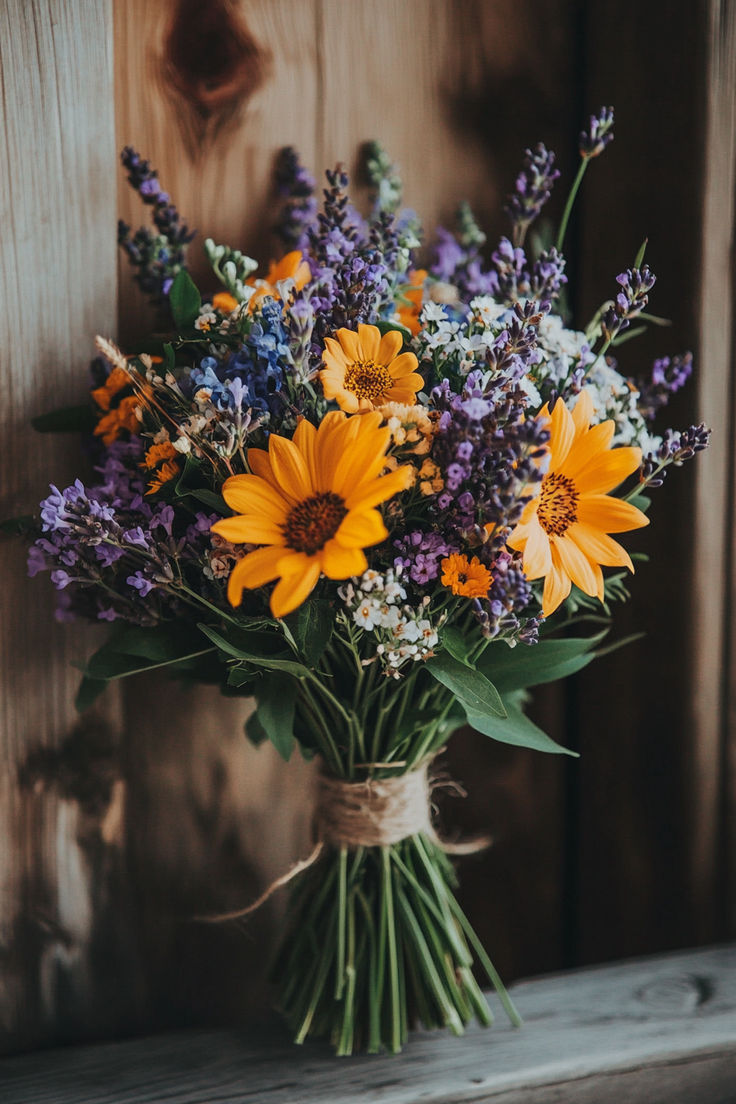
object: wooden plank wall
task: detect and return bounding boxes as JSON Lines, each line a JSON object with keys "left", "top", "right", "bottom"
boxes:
{"left": 1, "top": 0, "right": 733, "bottom": 1054}
{"left": 0, "top": 0, "right": 140, "bottom": 1054}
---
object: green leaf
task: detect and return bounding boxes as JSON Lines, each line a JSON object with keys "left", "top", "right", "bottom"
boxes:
{"left": 425, "top": 652, "right": 506, "bottom": 717}
{"left": 477, "top": 632, "right": 607, "bottom": 694}
{"left": 442, "top": 626, "right": 476, "bottom": 668}
{"left": 188, "top": 488, "right": 228, "bottom": 513}
{"left": 285, "top": 600, "right": 335, "bottom": 666}
{"left": 75, "top": 676, "right": 109, "bottom": 712}
{"left": 253, "top": 673, "right": 298, "bottom": 760}
{"left": 169, "top": 270, "right": 202, "bottom": 329}
{"left": 197, "top": 623, "right": 311, "bottom": 677}
{"left": 227, "top": 664, "right": 258, "bottom": 687}
{"left": 245, "top": 709, "right": 269, "bottom": 746}
{"left": 467, "top": 697, "right": 577, "bottom": 756}
{"left": 627, "top": 493, "right": 651, "bottom": 514}
{"left": 376, "top": 318, "right": 412, "bottom": 343}
{"left": 162, "top": 342, "right": 176, "bottom": 373}
{"left": 81, "top": 624, "right": 216, "bottom": 682}
{"left": 31, "top": 404, "right": 96, "bottom": 434}
{"left": 633, "top": 238, "right": 648, "bottom": 269}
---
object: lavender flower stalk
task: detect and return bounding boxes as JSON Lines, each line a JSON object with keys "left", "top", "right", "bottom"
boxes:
{"left": 505, "top": 143, "right": 560, "bottom": 247}
{"left": 556, "top": 106, "right": 615, "bottom": 252}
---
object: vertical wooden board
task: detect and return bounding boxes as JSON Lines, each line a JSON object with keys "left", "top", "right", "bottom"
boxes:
{"left": 114, "top": 0, "right": 321, "bottom": 1028}
{"left": 571, "top": 2, "right": 710, "bottom": 964}
{"left": 697, "top": 0, "right": 736, "bottom": 939}
{"left": 0, "top": 0, "right": 139, "bottom": 1054}
{"left": 115, "top": 0, "right": 322, "bottom": 339}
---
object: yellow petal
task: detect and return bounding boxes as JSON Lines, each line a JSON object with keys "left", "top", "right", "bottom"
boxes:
{"left": 387, "top": 352, "right": 420, "bottom": 379}
{"left": 221, "top": 474, "right": 290, "bottom": 520}
{"left": 357, "top": 323, "right": 380, "bottom": 360}
{"left": 270, "top": 555, "right": 321, "bottom": 617}
{"left": 226, "top": 545, "right": 285, "bottom": 605}
{"left": 292, "top": 418, "right": 318, "bottom": 486}
{"left": 335, "top": 508, "right": 387, "bottom": 548}
{"left": 522, "top": 514, "right": 553, "bottom": 579}
{"left": 344, "top": 464, "right": 412, "bottom": 511}
{"left": 542, "top": 551, "right": 571, "bottom": 617}
{"left": 331, "top": 423, "right": 392, "bottom": 496}
{"left": 563, "top": 420, "right": 616, "bottom": 479}
{"left": 574, "top": 446, "right": 642, "bottom": 495}
{"left": 554, "top": 534, "right": 600, "bottom": 597}
{"left": 320, "top": 540, "right": 368, "bottom": 578}
{"left": 335, "top": 328, "right": 361, "bottom": 363}
{"left": 268, "top": 434, "right": 314, "bottom": 503}
{"left": 213, "top": 515, "right": 286, "bottom": 545}
{"left": 333, "top": 388, "right": 361, "bottom": 414}
{"left": 571, "top": 389, "right": 595, "bottom": 437}
{"left": 548, "top": 399, "right": 575, "bottom": 468}
{"left": 567, "top": 522, "right": 634, "bottom": 571}
{"left": 577, "top": 494, "right": 649, "bottom": 533}
{"left": 378, "top": 329, "right": 404, "bottom": 364}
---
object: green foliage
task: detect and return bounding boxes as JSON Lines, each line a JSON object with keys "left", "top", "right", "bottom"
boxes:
{"left": 75, "top": 622, "right": 218, "bottom": 711}
{"left": 204, "top": 237, "right": 258, "bottom": 302}
{"left": 284, "top": 599, "right": 335, "bottom": 666}
{"left": 197, "top": 622, "right": 310, "bottom": 678}
{"left": 466, "top": 693, "right": 577, "bottom": 756}
{"left": 477, "top": 631, "right": 607, "bottom": 694}
{"left": 425, "top": 652, "right": 506, "bottom": 718}
{"left": 169, "top": 270, "right": 202, "bottom": 329}
{"left": 251, "top": 673, "right": 298, "bottom": 760}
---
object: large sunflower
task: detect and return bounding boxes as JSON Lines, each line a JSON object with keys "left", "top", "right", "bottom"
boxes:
{"left": 211, "top": 411, "right": 412, "bottom": 617}
{"left": 320, "top": 324, "right": 423, "bottom": 413}
{"left": 507, "top": 389, "right": 649, "bottom": 617}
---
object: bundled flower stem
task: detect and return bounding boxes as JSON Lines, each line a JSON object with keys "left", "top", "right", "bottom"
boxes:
{"left": 19, "top": 114, "right": 709, "bottom": 1054}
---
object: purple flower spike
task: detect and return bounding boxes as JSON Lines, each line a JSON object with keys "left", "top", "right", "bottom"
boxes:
{"left": 637, "top": 353, "right": 693, "bottom": 421}
{"left": 602, "top": 264, "right": 656, "bottom": 342}
{"left": 504, "top": 143, "right": 560, "bottom": 244}
{"left": 579, "top": 107, "right": 615, "bottom": 159}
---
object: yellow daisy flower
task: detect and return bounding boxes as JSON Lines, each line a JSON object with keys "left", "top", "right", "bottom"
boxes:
{"left": 320, "top": 324, "right": 423, "bottom": 413}
{"left": 211, "top": 411, "right": 413, "bottom": 618}
{"left": 507, "top": 389, "right": 649, "bottom": 617}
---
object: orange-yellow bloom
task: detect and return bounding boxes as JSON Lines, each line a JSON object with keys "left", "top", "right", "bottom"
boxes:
{"left": 212, "top": 291, "right": 239, "bottom": 313}
{"left": 211, "top": 411, "right": 413, "bottom": 618}
{"left": 396, "top": 268, "right": 427, "bottom": 335}
{"left": 142, "top": 440, "right": 180, "bottom": 495}
{"left": 441, "top": 553, "right": 492, "bottom": 598}
{"left": 507, "top": 390, "right": 649, "bottom": 617}
{"left": 320, "top": 324, "right": 423, "bottom": 413}
{"left": 247, "top": 250, "right": 311, "bottom": 310}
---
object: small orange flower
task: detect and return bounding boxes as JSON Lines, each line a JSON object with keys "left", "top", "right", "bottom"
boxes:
{"left": 321, "top": 324, "right": 423, "bottom": 413}
{"left": 441, "top": 553, "right": 492, "bottom": 598}
{"left": 142, "top": 440, "right": 180, "bottom": 495}
{"left": 145, "top": 459, "right": 180, "bottom": 495}
{"left": 212, "top": 291, "right": 239, "bottom": 314}
{"left": 247, "top": 250, "right": 311, "bottom": 310}
{"left": 396, "top": 268, "right": 427, "bottom": 335}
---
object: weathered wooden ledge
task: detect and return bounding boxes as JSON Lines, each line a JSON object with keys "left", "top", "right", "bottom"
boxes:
{"left": 1, "top": 945, "right": 734, "bottom": 1104}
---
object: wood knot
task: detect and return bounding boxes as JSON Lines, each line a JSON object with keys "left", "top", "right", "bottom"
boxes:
{"left": 163, "top": 0, "right": 270, "bottom": 154}
{"left": 636, "top": 973, "right": 712, "bottom": 1014}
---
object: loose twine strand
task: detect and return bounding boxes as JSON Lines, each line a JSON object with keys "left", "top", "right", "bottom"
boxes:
{"left": 196, "top": 760, "right": 490, "bottom": 924}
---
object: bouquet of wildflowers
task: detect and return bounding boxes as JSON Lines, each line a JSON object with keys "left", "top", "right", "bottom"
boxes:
{"left": 22, "top": 109, "right": 709, "bottom": 1054}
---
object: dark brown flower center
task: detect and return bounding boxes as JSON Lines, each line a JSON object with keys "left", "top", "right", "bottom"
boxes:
{"left": 283, "top": 492, "right": 348, "bottom": 555}
{"left": 344, "top": 360, "right": 393, "bottom": 401}
{"left": 537, "top": 472, "right": 579, "bottom": 536}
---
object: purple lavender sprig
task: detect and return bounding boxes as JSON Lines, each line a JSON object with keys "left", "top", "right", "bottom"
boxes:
{"left": 601, "top": 265, "right": 657, "bottom": 343}
{"left": 118, "top": 147, "right": 195, "bottom": 306}
{"left": 505, "top": 143, "right": 560, "bottom": 247}
{"left": 636, "top": 353, "right": 693, "bottom": 420}
{"left": 639, "top": 423, "right": 711, "bottom": 488}
{"left": 556, "top": 107, "right": 615, "bottom": 252}
{"left": 273, "top": 146, "right": 318, "bottom": 252}
{"left": 580, "top": 106, "right": 615, "bottom": 159}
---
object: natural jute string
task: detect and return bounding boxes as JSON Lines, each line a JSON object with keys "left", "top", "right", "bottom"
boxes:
{"left": 195, "top": 760, "right": 489, "bottom": 923}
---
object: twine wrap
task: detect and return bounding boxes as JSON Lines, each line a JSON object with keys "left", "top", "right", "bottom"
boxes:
{"left": 316, "top": 764, "right": 433, "bottom": 848}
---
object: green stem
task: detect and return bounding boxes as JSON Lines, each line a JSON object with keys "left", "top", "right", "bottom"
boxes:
{"left": 555, "top": 158, "right": 588, "bottom": 253}
{"left": 381, "top": 847, "right": 402, "bottom": 1053}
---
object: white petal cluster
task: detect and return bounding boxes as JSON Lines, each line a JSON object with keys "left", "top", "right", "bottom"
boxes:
{"left": 341, "top": 569, "right": 442, "bottom": 676}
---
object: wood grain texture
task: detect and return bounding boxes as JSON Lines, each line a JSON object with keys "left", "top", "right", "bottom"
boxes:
{"left": 1, "top": 945, "right": 734, "bottom": 1103}
{"left": 0, "top": 0, "right": 140, "bottom": 1053}
{"left": 695, "top": 0, "right": 736, "bottom": 942}
{"left": 568, "top": 2, "right": 713, "bottom": 966}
